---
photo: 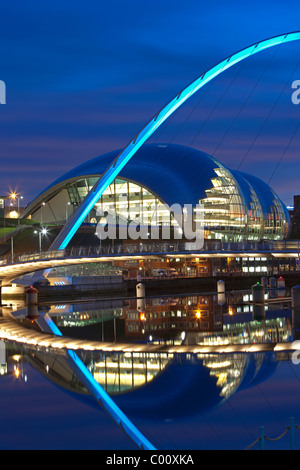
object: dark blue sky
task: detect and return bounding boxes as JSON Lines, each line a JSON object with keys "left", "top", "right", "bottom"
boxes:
{"left": 1, "top": 0, "right": 300, "bottom": 205}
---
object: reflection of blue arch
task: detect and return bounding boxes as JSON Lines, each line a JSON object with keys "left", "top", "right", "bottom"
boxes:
{"left": 44, "top": 315, "right": 156, "bottom": 450}
{"left": 51, "top": 31, "right": 300, "bottom": 250}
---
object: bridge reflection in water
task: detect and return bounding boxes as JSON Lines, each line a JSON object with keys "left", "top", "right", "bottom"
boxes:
{"left": 0, "top": 289, "right": 298, "bottom": 448}
{"left": 4, "top": 341, "right": 282, "bottom": 422}
{"left": 0, "top": 289, "right": 295, "bottom": 353}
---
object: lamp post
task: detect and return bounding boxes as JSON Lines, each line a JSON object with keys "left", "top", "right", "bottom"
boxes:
{"left": 11, "top": 236, "right": 14, "bottom": 262}
{"left": 66, "top": 202, "right": 71, "bottom": 222}
{"left": 41, "top": 202, "right": 46, "bottom": 225}
{"left": 17, "top": 196, "right": 23, "bottom": 223}
{"left": 34, "top": 228, "right": 48, "bottom": 252}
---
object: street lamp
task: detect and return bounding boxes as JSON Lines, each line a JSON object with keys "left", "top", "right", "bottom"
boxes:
{"left": 11, "top": 236, "right": 14, "bottom": 262}
{"left": 41, "top": 202, "right": 46, "bottom": 225}
{"left": 17, "top": 196, "right": 23, "bottom": 218}
{"left": 66, "top": 202, "right": 71, "bottom": 222}
{"left": 34, "top": 228, "right": 48, "bottom": 252}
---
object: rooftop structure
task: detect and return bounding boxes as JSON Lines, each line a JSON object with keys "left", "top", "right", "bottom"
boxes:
{"left": 21, "top": 143, "right": 290, "bottom": 243}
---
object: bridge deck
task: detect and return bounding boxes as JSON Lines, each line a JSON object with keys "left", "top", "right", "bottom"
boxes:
{"left": 0, "top": 246, "right": 300, "bottom": 286}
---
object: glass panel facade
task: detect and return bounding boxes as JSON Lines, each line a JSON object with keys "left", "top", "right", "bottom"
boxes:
{"left": 196, "top": 167, "right": 247, "bottom": 242}
{"left": 28, "top": 145, "right": 289, "bottom": 242}
{"left": 195, "top": 166, "right": 289, "bottom": 242}
{"left": 66, "top": 177, "right": 176, "bottom": 228}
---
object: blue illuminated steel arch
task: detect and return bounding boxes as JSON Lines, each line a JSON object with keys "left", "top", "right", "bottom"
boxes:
{"left": 52, "top": 31, "right": 300, "bottom": 250}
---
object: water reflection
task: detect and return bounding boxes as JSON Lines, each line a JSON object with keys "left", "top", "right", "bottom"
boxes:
{"left": 1, "top": 288, "right": 295, "bottom": 349}
{"left": 0, "top": 288, "right": 296, "bottom": 422}
{"left": 0, "top": 339, "right": 281, "bottom": 422}
{"left": 47, "top": 288, "right": 294, "bottom": 347}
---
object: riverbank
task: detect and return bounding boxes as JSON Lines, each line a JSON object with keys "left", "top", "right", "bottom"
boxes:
{"left": 3, "top": 272, "right": 300, "bottom": 304}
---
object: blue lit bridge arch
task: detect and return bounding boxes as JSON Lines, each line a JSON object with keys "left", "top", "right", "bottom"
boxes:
{"left": 50, "top": 31, "right": 300, "bottom": 250}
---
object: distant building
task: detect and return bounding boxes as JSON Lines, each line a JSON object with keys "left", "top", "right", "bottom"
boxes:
{"left": 4, "top": 206, "right": 25, "bottom": 219}
{"left": 0, "top": 197, "right": 5, "bottom": 218}
{"left": 289, "top": 195, "right": 300, "bottom": 239}
{"left": 0, "top": 196, "right": 9, "bottom": 219}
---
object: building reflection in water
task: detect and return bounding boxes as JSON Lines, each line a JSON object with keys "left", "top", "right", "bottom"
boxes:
{"left": 0, "top": 339, "right": 282, "bottom": 420}
{"left": 0, "top": 287, "right": 295, "bottom": 420}
{"left": 46, "top": 288, "right": 293, "bottom": 348}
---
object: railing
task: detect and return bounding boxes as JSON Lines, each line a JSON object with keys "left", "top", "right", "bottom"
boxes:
{"left": 1, "top": 242, "right": 192, "bottom": 265}
{"left": 0, "top": 239, "right": 298, "bottom": 267}
{"left": 246, "top": 417, "right": 298, "bottom": 450}
{"left": 273, "top": 240, "right": 300, "bottom": 250}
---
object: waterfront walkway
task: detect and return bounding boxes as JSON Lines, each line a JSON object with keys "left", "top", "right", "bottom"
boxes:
{"left": 0, "top": 241, "right": 299, "bottom": 286}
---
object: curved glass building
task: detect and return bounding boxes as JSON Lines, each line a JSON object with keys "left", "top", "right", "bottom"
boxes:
{"left": 21, "top": 143, "right": 290, "bottom": 242}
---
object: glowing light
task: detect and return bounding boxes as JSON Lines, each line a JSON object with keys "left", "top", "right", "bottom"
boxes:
{"left": 205, "top": 361, "right": 232, "bottom": 369}
{"left": 53, "top": 31, "right": 300, "bottom": 250}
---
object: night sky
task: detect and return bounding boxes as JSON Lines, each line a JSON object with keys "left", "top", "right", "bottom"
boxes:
{"left": 1, "top": 1, "right": 300, "bottom": 206}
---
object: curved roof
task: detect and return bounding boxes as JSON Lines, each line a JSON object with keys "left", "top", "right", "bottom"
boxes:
{"left": 238, "top": 171, "right": 290, "bottom": 220}
{"left": 48, "top": 353, "right": 277, "bottom": 422}
{"left": 22, "top": 143, "right": 288, "bottom": 220}
{"left": 114, "top": 353, "right": 278, "bottom": 421}
{"left": 33, "top": 143, "right": 223, "bottom": 207}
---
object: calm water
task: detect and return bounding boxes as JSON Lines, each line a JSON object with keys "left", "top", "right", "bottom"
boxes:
{"left": 1, "top": 288, "right": 300, "bottom": 450}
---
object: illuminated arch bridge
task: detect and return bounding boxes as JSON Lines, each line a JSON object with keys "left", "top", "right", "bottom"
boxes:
{"left": 19, "top": 31, "right": 300, "bottom": 250}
